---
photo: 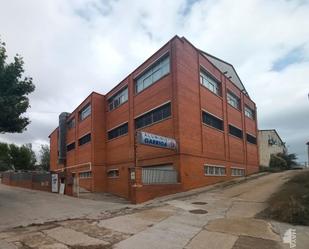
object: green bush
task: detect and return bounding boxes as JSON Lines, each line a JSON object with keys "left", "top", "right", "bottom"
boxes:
{"left": 269, "top": 154, "right": 288, "bottom": 170}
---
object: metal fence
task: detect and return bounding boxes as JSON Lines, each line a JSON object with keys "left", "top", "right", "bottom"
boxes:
{"left": 142, "top": 168, "right": 178, "bottom": 184}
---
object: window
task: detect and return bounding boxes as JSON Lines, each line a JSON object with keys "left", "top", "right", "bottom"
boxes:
{"left": 107, "top": 169, "right": 119, "bottom": 178}
{"left": 79, "top": 104, "right": 91, "bottom": 121}
{"left": 78, "top": 133, "right": 91, "bottom": 146}
{"left": 231, "top": 168, "right": 245, "bottom": 176}
{"left": 246, "top": 133, "right": 257, "bottom": 144}
{"left": 108, "top": 87, "right": 128, "bottom": 111}
{"left": 204, "top": 165, "right": 226, "bottom": 176}
{"left": 108, "top": 123, "right": 128, "bottom": 140}
{"left": 200, "top": 70, "right": 221, "bottom": 95}
{"left": 66, "top": 142, "right": 75, "bottom": 152}
{"left": 202, "top": 111, "right": 224, "bottom": 131}
{"left": 229, "top": 125, "right": 243, "bottom": 139}
{"left": 79, "top": 171, "right": 92, "bottom": 178}
{"left": 245, "top": 106, "right": 255, "bottom": 119}
{"left": 135, "top": 103, "right": 171, "bottom": 129}
{"left": 135, "top": 54, "right": 170, "bottom": 93}
{"left": 227, "top": 92, "right": 240, "bottom": 109}
{"left": 67, "top": 118, "right": 75, "bottom": 129}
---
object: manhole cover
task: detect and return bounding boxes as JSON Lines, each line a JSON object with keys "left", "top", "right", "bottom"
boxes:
{"left": 191, "top": 201, "right": 207, "bottom": 205}
{"left": 189, "top": 209, "right": 208, "bottom": 214}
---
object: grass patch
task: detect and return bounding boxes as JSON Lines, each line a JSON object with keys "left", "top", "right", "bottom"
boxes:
{"left": 257, "top": 170, "right": 309, "bottom": 226}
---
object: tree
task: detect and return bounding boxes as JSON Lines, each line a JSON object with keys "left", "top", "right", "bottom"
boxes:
{"left": 0, "top": 142, "right": 12, "bottom": 171}
{"left": 0, "top": 38, "right": 35, "bottom": 133}
{"left": 277, "top": 152, "right": 298, "bottom": 169}
{"left": 269, "top": 154, "right": 288, "bottom": 170}
{"left": 38, "top": 144, "right": 50, "bottom": 171}
{"left": 9, "top": 143, "right": 36, "bottom": 171}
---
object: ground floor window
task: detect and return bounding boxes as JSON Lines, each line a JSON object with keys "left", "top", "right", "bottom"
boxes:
{"left": 231, "top": 168, "right": 245, "bottom": 176}
{"left": 79, "top": 171, "right": 92, "bottom": 178}
{"left": 142, "top": 164, "right": 178, "bottom": 184}
{"left": 107, "top": 169, "right": 119, "bottom": 178}
{"left": 204, "top": 165, "right": 226, "bottom": 176}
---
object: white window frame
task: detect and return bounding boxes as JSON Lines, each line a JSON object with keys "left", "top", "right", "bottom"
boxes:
{"left": 245, "top": 106, "right": 254, "bottom": 119}
{"left": 231, "top": 168, "right": 245, "bottom": 176}
{"left": 200, "top": 70, "right": 220, "bottom": 95}
{"left": 79, "top": 171, "right": 92, "bottom": 179}
{"left": 204, "top": 165, "right": 226, "bottom": 176}
{"left": 108, "top": 86, "right": 128, "bottom": 111}
{"left": 227, "top": 92, "right": 240, "bottom": 109}
{"left": 80, "top": 104, "right": 91, "bottom": 121}
{"left": 135, "top": 54, "right": 170, "bottom": 94}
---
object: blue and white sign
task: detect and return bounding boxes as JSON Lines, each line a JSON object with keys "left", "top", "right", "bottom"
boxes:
{"left": 137, "top": 131, "right": 177, "bottom": 151}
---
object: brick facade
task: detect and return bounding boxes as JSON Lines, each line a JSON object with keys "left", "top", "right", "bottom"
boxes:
{"left": 49, "top": 36, "right": 259, "bottom": 203}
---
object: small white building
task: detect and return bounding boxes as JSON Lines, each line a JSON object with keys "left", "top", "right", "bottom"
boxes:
{"left": 258, "top": 129, "right": 286, "bottom": 167}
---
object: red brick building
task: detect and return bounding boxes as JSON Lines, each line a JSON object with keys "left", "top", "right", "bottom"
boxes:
{"left": 49, "top": 36, "right": 259, "bottom": 203}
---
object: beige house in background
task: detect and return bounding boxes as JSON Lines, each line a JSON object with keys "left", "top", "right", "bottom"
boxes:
{"left": 258, "top": 129, "right": 286, "bottom": 167}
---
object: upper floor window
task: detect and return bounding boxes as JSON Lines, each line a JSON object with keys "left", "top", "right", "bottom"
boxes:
{"left": 108, "top": 87, "right": 128, "bottom": 111}
{"left": 135, "top": 102, "right": 171, "bottom": 129}
{"left": 67, "top": 118, "right": 75, "bottom": 129}
{"left": 245, "top": 106, "right": 255, "bottom": 119}
{"left": 79, "top": 104, "right": 91, "bottom": 121}
{"left": 246, "top": 133, "right": 257, "bottom": 144}
{"left": 229, "top": 125, "right": 243, "bottom": 139}
{"left": 202, "top": 111, "right": 224, "bottom": 131}
{"left": 200, "top": 69, "right": 221, "bottom": 95}
{"left": 108, "top": 123, "right": 128, "bottom": 140}
{"left": 79, "top": 133, "right": 91, "bottom": 146}
{"left": 227, "top": 92, "right": 240, "bottom": 109}
{"left": 135, "top": 54, "right": 170, "bottom": 93}
{"left": 66, "top": 142, "right": 75, "bottom": 152}
{"left": 79, "top": 171, "right": 92, "bottom": 178}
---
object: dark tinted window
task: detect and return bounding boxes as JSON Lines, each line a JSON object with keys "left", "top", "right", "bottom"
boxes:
{"left": 135, "top": 103, "right": 171, "bottom": 129}
{"left": 66, "top": 142, "right": 75, "bottom": 151}
{"left": 78, "top": 133, "right": 91, "bottom": 146}
{"left": 108, "top": 123, "right": 128, "bottom": 140}
{"left": 229, "top": 125, "right": 243, "bottom": 138}
{"left": 246, "top": 133, "right": 257, "bottom": 144}
{"left": 202, "top": 112, "right": 224, "bottom": 131}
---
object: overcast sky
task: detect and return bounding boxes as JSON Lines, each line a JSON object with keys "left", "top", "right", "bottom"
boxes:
{"left": 0, "top": 0, "right": 308, "bottom": 162}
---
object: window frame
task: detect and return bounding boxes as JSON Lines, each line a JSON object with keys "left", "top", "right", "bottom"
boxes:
{"left": 79, "top": 171, "right": 92, "bottom": 179}
{"left": 204, "top": 165, "right": 226, "bottom": 176}
{"left": 246, "top": 133, "right": 257, "bottom": 144}
{"left": 66, "top": 142, "right": 75, "bottom": 152}
{"left": 79, "top": 103, "right": 91, "bottom": 121}
{"left": 202, "top": 111, "right": 224, "bottom": 131}
{"left": 135, "top": 53, "right": 170, "bottom": 94}
{"left": 107, "top": 169, "right": 120, "bottom": 178}
{"left": 228, "top": 124, "right": 243, "bottom": 139}
{"left": 135, "top": 102, "right": 171, "bottom": 130}
{"left": 227, "top": 91, "right": 241, "bottom": 110}
{"left": 200, "top": 68, "right": 221, "bottom": 96}
{"left": 78, "top": 133, "right": 91, "bottom": 146}
{"left": 108, "top": 86, "right": 128, "bottom": 111}
{"left": 107, "top": 122, "right": 129, "bottom": 140}
{"left": 244, "top": 106, "right": 255, "bottom": 120}
{"left": 231, "top": 167, "right": 245, "bottom": 176}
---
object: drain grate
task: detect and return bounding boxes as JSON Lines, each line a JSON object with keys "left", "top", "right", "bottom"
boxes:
{"left": 189, "top": 209, "right": 208, "bottom": 214}
{"left": 191, "top": 201, "right": 207, "bottom": 205}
